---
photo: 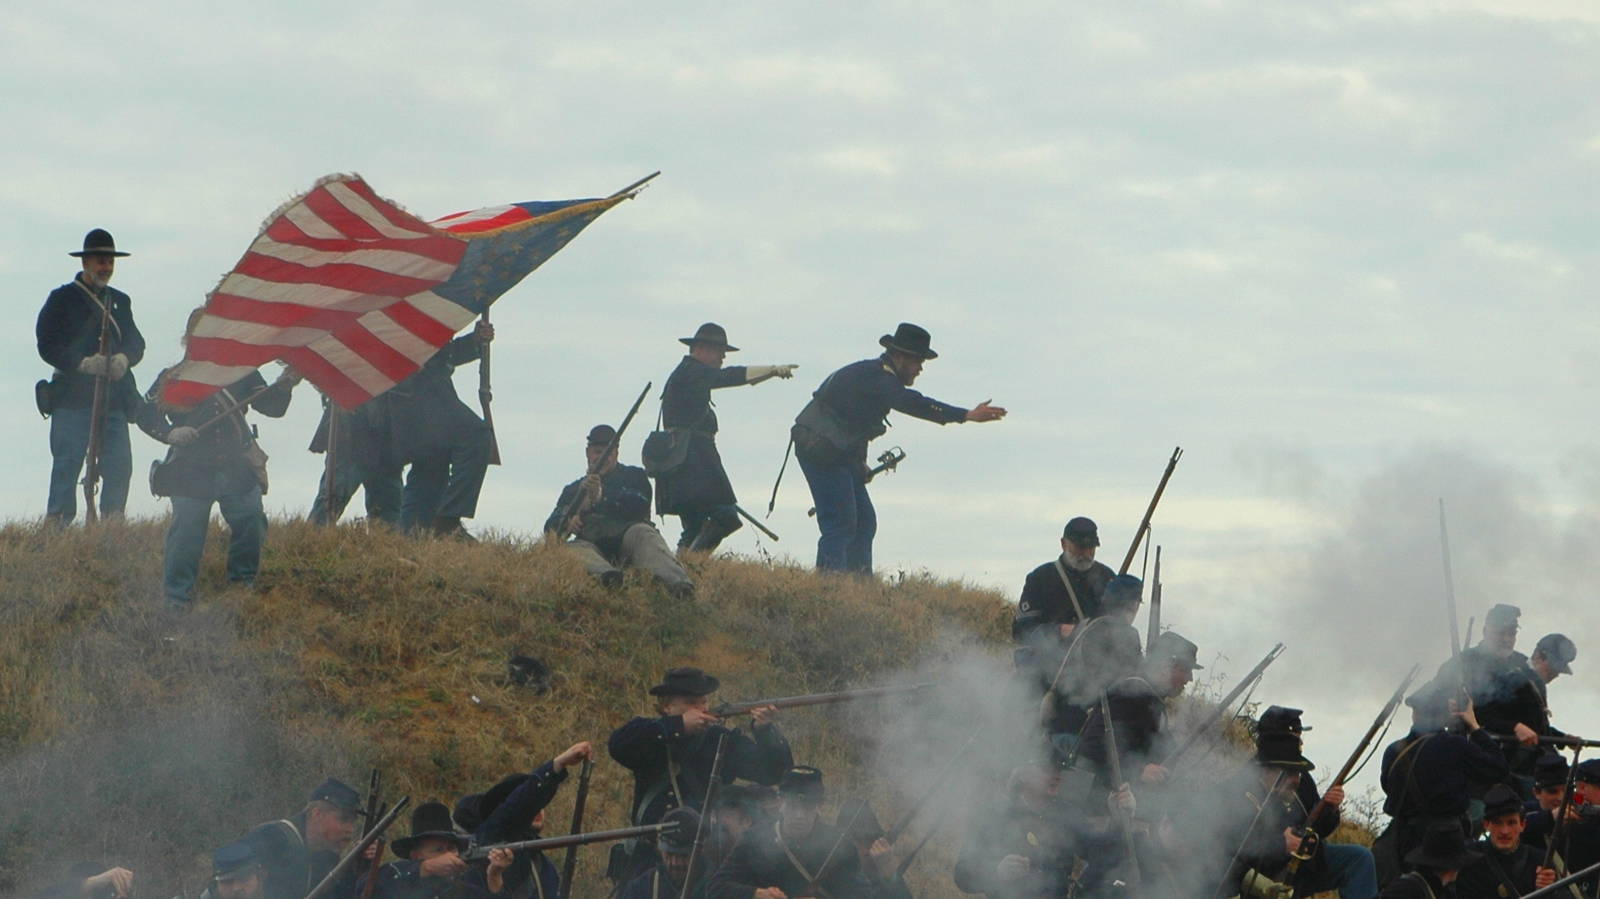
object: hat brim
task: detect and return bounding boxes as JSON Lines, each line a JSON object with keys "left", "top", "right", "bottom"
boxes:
{"left": 1404, "top": 845, "right": 1481, "bottom": 870}
{"left": 679, "top": 337, "right": 739, "bottom": 352}
{"left": 648, "top": 676, "right": 721, "bottom": 697}
{"left": 69, "top": 249, "right": 130, "bottom": 258}
{"left": 1261, "top": 758, "right": 1315, "bottom": 773}
{"left": 1064, "top": 534, "right": 1100, "bottom": 547}
{"left": 879, "top": 335, "right": 937, "bottom": 360}
{"left": 391, "top": 831, "right": 469, "bottom": 859}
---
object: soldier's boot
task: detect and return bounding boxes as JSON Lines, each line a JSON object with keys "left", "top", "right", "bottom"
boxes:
{"left": 687, "top": 507, "right": 743, "bottom": 553}
{"left": 432, "top": 515, "right": 477, "bottom": 543}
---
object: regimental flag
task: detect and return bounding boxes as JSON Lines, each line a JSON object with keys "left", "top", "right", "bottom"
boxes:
{"left": 160, "top": 172, "right": 647, "bottom": 410}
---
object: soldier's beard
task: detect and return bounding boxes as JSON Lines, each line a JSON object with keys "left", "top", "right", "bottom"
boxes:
{"left": 1062, "top": 551, "right": 1095, "bottom": 572}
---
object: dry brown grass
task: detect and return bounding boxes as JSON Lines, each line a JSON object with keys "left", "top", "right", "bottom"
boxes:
{"left": 0, "top": 518, "right": 1012, "bottom": 898}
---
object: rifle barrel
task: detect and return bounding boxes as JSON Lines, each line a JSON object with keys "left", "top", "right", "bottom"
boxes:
{"left": 558, "top": 759, "right": 594, "bottom": 899}
{"left": 80, "top": 290, "right": 116, "bottom": 525}
{"left": 1294, "top": 665, "right": 1420, "bottom": 850}
{"left": 1120, "top": 446, "right": 1182, "bottom": 575}
{"left": 1162, "top": 644, "right": 1284, "bottom": 768}
{"left": 304, "top": 797, "right": 410, "bottom": 899}
{"left": 554, "top": 381, "right": 652, "bottom": 538}
{"left": 468, "top": 823, "right": 674, "bottom": 861}
{"left": 679, "top": 734, "right": 729, "bottom": 899}
{"left": 716, "top": 682, "right": 934, "bottom": 717}
{"left": 1521, "top": 857, "right": 1600, "bottom": 899}
{"left": 1486, "top": 733, "right": 1600, "bottom": 749}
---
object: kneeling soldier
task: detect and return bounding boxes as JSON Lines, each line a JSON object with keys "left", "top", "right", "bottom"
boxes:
{"left": 545, "top": 424, "right": 693, "bottom": 596}
{"left": 362, "top": 801, "right": 512, "bottom": 899}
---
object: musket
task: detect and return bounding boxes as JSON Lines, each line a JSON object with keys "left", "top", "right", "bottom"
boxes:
{"left": 557, "top": 759, "right": 593, "bottom": 899}
{"left": 1120, "top": 447, "right": 1182, "bottom": 574}
{"left": 1543, "top": 747, "right": 1584, "bottom": 870}
{"left": 1162, "top": 644, "right": 1286, "bottom": 768}
{"left": 323, "top": 404, "right": 341, "bottom": 526}
{"left": 1282, "top": 665, "right": 1421, "bottom": 886}
{"left": 1487, "top": 734, "right": 1600, "bottom": 749}
{"left": 304, "top": 796, "right": 410, "bottom": 899}
{"left": 193, "top": 383, "right": 277, "bottom": 434}
{"left": 712, "top": 682, "right": 934, "bottom": 717}
{"left": 1209, "top": 772, "right": 1286, "bottom": 899}
{"left": 733, "top": 505, "right": 780, "bottom": 541}
{"left": 466, "top": 823, "right": 676, "bottom": 862}
{"left": 1439, "top": 499, "right": 1467, "bottom": 704}
{"left": 553, "top": 381, "right": 651, "bottom": 539}
{"left": 80, "top": 284, "right": 117, "bottom": 525}
{"left": 894, "top": 818, "right": 942, "bottom": 879}
{"left": 357, "top": 801, "right": 389, "bottom": 899}
{"left": 1146, "top": 546, "right": 1163, "bottom": 649}
{"left": 1521, "top": 856, "right": 1600, "bottom": 899}
{"left": 885, "top": 727, "right": 982, "bottom": 844}
{"left": 807, "top": 447, "right": 906, "bottom": 517}
{"left": 807, "top": 796, "right": 871, "bottom": 896}
{"left": 679, "top": 733, "right": 728, "bottom": 899}
{"left": 478, "top": 309, "right": 501, "bottom": 466}
{"left": 1101, "top": 693, "right": 1141, "bottom": 894}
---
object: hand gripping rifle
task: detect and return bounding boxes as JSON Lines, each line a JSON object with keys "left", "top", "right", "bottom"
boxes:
{"left": 807, "top": 447, "right": 905, "bottom": 517}
{"left": 1161, "top": 644, "right": 1285, "bottom": 768}
{"left": 712, "top": 682, "right": 934, "bottom": 717}
{"left": 466, "top": 823, "right": 678, "bottom": 862}
{"left": 478, "top": 309, "right": 501, "bottom": 466}
{"left": 679, "top": 733, "right": 728, "bottom": 899}
{"left": 1120, "top": 447, "right": 1182, "bottom": 575}
{"left": 1280, "top": 665, "right": 1421, "bottom": 891}
{"left": 304, "top": 796, "right": 410, "bottom": 899}
{"left": 553, "top": 381, "right": 651, "bottom": 540}
{"left": 356, "top": 768, "right": 385, "bottom": 899}
{"left": 80, "top": 287, "right": 117, "bottom": 525}
{"left": 1486, "top": 733, "right": 1600, "bottom": 750}
{"left": 557, "top": 759, "right": 593, "bottom": 899}
{"left": 1521, "top": 856, "right": 1600, "bottom": 899}
{"left": 1101, "top": 693, "right": 1142, "bottom": 895}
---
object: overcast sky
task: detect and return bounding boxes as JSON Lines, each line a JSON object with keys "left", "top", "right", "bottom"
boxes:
{"left": 4, "top": 1, "right": 1596, "bottom": 796}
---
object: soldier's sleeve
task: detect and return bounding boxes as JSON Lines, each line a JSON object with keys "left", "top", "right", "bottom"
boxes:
{"left": 1299, "top": 776, "right": 1339, "bottom": 836}
{"left": 712, "top": 366, "right": 748, "bottom": 389}
{"left": 1013, "top": 565, "right": 1059, "bottom": 643}
{"left": 608, "top": 716, "right": 678, "bottom": 771}
{"left": 886, "top": 382, "right": 968, "bottom": 425}
{"left": 706, "top": 837, "right": 764, "bottom": 899}
{"left": 36, "top": 288, "right": 82, "bottom": 371}
{"left": 1463, "top": 729, "right": 1511, "bottom": 782}
{"left": 248, "top": 371, "right": 295, "bottom": 419}
{"left": 726, "top": 724, "right": 792, "bottom": 786}
{"left": 440, "top": 333, "right": 483, "bottom": 367}
{"left": 543, "top": 482, "right": 580, "bottom": 535}
{"left": 134, "top": 389, "right": 175, "bottom": 443}
{"left": 117, "top": 291, "right": 145, "bottom": 366}
{"left": 477, "top": 761, "right": 569, "bottom": 844}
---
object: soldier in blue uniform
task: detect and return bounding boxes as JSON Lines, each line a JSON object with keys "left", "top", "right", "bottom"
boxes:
{"left": 138, "top": 361, "right": 300, "bottom": 607}
{"left": 618, "top": 808, "right": 705, "bottom": 899}
{"left": 1427, "top": 605, "right": 1555, "bottom": 785}
{"left": 1456, "top": 784, "right": 1557, "bottom": 898}
{"left": 247, "top": 777, "right": 364, "bottom": 899}
{"left": 654, "top": 323, "right": 797, "bottom": 553}
{"left": 1012, "top": 516, "right": 1116, "bottom": 691}
{"left": 306, "top": 394, "right": 402, "bottom": 527}
{"left": 1379, "top": 820, "right": 1481, "bottom": 899}
{"left": 453, "top": 741, "right": 591, "bottom": 899}
{"left": 36, "top": 229, "right": 145, "bottom": 524}
{"left": 790, "top": 323, "right": 1006, "bottom": 573}
{"left": 362, "top": 801, "right": 513, "bottom": 899}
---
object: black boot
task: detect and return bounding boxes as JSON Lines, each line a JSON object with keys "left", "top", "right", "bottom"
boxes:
{"left": 687, "top": 508, "right": 743, "bottom": 553}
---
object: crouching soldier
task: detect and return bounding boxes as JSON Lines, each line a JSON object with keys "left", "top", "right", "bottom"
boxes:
{"left": 248, "top": 777, "right": 364, "bottom": 899}
{"left": 545, "top": 424, "right": 694, "bottom": 597}
{"left": 361, "top": 801, "right": 512, "bottom": 899}
{"left": 139, "top": 359, "right": 300, "bottom": 607}
{"left": 709, "top": 767, "right": 907, "bottom": 899}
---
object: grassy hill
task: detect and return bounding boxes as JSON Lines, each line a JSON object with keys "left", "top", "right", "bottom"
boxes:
{"left": 0, "top": 518, "right": 1013, "bottom": 898}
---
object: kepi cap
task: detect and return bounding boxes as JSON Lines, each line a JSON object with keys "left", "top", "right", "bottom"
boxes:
{"left": 1061, "top": 517, "right": 1099, "bottom": 546}
{"left": 308, "top": 777, "right": 362, "bottom": 812}
{"left": 1148, "top": 631, "right": 1203, "bottom": 670}
{"left": 212, "top": 839, "right": 262, "bottom": 882}
{"left": 587, "top": 424, "right": 617, "bottom": 447}
{"left": 1534, "top": 633, "right": 1576, "bottom": 675}
{"left": 1485, "top": 604, "right": 1521, "bottom": 628}
{"left": 1481, "top": 784, "right": 1524, "bottom": 821}
{"left": 778, "top": 765, "right": 825, "bottom": 801}
{"left": 1258, "top": 706, "right": 1312, "bottom": 734}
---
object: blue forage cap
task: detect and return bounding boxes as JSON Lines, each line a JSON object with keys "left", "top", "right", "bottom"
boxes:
{"left": 1575, "top": 759, "right": 1600, "bottom": 785}
{"left": 1535, "top": 633, "right": 1576, "bottom": 674}
{"left": 309, "top": 777, "right": 362, "bottom": 811}
{"left": 213, "top": 839, "right": 262, "bottom": 881}
{"left": 1101, "top": 574, "right": 1143, "bottom": 611}
{"left": 1534, "top": 752, "right": 1570, "bottom": 788}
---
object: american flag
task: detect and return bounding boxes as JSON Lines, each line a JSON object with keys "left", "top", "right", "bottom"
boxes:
{"left": 159, "top": 173, "right": 645, "bottom": 410}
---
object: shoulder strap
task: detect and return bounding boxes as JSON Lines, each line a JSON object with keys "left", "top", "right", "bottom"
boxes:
{"left": 1384, "top": 734, "right": 1433, "bottom": 811}
{"left": 1051, "top": 559, "right": 1086, "bottom": 622}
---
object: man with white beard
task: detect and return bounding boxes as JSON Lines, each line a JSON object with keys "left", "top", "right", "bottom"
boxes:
{"left": 1012, "top": 517, "right": 1115, "bottom": 693}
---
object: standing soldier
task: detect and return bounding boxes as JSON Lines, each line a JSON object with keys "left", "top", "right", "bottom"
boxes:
{"left": 386, "top": 321, "right": 495, "bottom": 538}
{"left": 790, "top": 323, "right": 1006, "bottom": 574}
{"left": 1012, "top": 516, "right": 1115, "bottom": 691}
{"left": 306, "top": 395, "right": 402, "bottom": 527}
{"left": 138, "top": 356, "right": 300, "bottom": 608}
{"left": 36, "top": 229, "right": 145, "bottom": 525}
{"left": 247, "top": 777, "right": 364, "bottom": 899}
{"left": 654, "top": 323, "right": 797, "bottom": 553}
{"left": 607, "top": 668, "right": 792, "bottom": 880}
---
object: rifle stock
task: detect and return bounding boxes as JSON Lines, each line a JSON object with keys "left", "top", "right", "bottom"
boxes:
{"left": 1120, "top": 447, "right": 1182, "bottom": 575}
{"left": 80, "top": 289, "right": 116, "bottom": 524}
{"left": 713, "top": 682, "right": 933, "bottom": 717}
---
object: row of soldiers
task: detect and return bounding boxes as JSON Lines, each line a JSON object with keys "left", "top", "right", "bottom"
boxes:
{"left": 36, "top": 229, "right": 1005, "bottom": 606}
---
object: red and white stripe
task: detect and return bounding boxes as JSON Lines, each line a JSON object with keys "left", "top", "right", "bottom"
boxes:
{"left": 162, "top": 175, "right": 474, "bottom": 410}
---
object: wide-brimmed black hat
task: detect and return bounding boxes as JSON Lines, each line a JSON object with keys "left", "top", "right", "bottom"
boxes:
{"left": 779, "top": 765, "right": 825, "bottom": 801}
{"left": 659, "top": 807, "right": 702, "bottom": 855}
{"left": 649, "top": 667, "right": 720, "bottom": 697}
{"left": 1061, "top": 516, "right": 1099, "bottom": 547}
{"left": 69, "top": 228, "right": 130, "bottom": 258}
{"left": 1148, "top": 631, "right": 1204, "bottom": 670}
{"left": 879, "top": 323, "right": 938, "bottom": 360}
{"left": 1405, "top": 819, "right": 1481, "bottom": 870}
{"left": 679, "top": 323, "right": 739, "bottom": 352}
{"left": 308, "top": 777, "right": 362, "bottom": 812}
{"left": 392, "top": 801, "right": 469, "bottom": 859}
{"left": 1535, "top": 753, "right": 1570, "bottom": 789}
{"left": 1258, "top": 706, "right": 1312, "bottom": 735}
{"left": 1255, "top": 731, "right": 1314, "bottom": 772}
{"left": 1481, "top": 784, "right": 1524, "bottom": 821}
{"left": 835, "top": 798, "right": 884, "bottom": 841}
{"left": 1535, "top": 633, "right": 1576, "bottom": 675}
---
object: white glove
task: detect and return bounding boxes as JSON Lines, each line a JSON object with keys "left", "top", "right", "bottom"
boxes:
{"left": 745, "top": 364, "right": 798, "bottom": 383}
{"left": 996, "top": 855, "right": 1032, "bottom": 883}
{"left": 108, "top": 353, "right": 129, "bottom": 381}
{"left": 167, "top": 426, "right": 199, "bottom": 446}
{"left": 1109, "top": 784, "right": 1137, "bottom": 816}
{"left": 78, "top": 355, "right": 109, "bottom": 376}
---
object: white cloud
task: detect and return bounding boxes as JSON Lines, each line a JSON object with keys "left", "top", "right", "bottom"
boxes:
{"left": 1461, "top": 232, "right": 1574, "bottom": 278}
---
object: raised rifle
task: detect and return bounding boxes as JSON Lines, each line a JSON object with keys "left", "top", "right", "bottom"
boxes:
{"left": 712, "top": 682, "right": 934, "bottom": 717}
{"left": 1146, "top": 546, "right": 1163, "bottom": 649}
{"left": 553, "top": 381, "right": 651, "bottom": 540}
{"left": 1522, "top": 856, "right": 1600, "bottom": 899}
{"left": 1161, "top": 643, "right": 1286, "bottom": 768}
{"left": 304, "top": 796, "right": 410, "bottom": 899}
{"left": 678, "top": 733, "right": 728, "bottom": 899}
{"left": 1543, "top": 746, "right": 1584, "bottom": 871}
{"left": 478, "top": 309, "right": 501, "bottom": 466}
{"left": 558, "top": 759, "right": 593, "bottom": 899}
{"left": 1281, "top": 665, "right": 1421, "bottom": 889}
{"left": 807, "top": 447, "right": 905, "bottom": 517}
{"left": 1101, "top": 693, "right": 1141, "bottom": 894}
{"left": 357, "top": 768, "right": 386, "bottom": 899}
{"left": 80, "top": 285, "right": 117, "bottom": 525}
{"left": 466, "top": 823, "right": 677, "bottom": 862}
{"left": 1120, "top": 446, "right": 1182, "bottom": 575}
{"left": 1438, "top": 499, "right": 1469, "bottom": 709}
